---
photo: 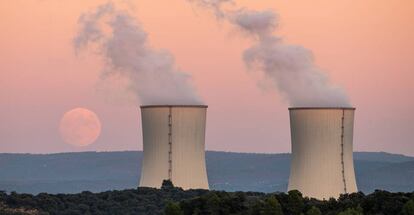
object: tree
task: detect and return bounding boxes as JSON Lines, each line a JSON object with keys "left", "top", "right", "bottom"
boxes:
{"left": 337, "top": 208, "right": 363, "bottom": 215}
{"left": 205, "top": 192, "right": 222, "bottom": 214}
{"left": 402, "top": 200, "right": 414, "bottom": 215}
{"left": 164, "top": 201, "right": 183, "bottom": 215}
{"left": 161, "top": 180, "right": 174, "bottom": 190}
{"left": 306, "top": 206, "right": 321, "bottom": 215}
{"left": 287, "top": 190, "right": 304, "bottom": 215}
{"left": 192, "top": 208, "right": 202, "bottom": 215}
{"left": 261, "top": 196, "right": 284, "bottom": 215}
{"left": 249, "top": 200, "right": 263, "bottom": 215}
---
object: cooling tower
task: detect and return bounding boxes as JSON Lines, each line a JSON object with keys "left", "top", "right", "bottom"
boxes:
{"left": 139, "top": 105, "right": 209, "bottom": 190}
{"left": 288, "top": 107, "right": 357, "bottom": 199}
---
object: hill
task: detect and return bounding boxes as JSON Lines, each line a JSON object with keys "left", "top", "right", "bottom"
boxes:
{"left": 0, "top": 151, "right": 413, "bottom": 194}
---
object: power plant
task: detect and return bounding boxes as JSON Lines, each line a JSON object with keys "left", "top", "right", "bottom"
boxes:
{"left": 139, "top": 105, "right": 209, "bottom": 190}
{"left": 138, "top": 105, "right": 358, "bottom": 196}
{"left": 288, "top": 107, "right": 358, "bottom": 199}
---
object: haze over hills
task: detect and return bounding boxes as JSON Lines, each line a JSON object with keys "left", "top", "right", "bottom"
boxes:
{"left": 0, "top": 151, "right": 413, "bottom": 194}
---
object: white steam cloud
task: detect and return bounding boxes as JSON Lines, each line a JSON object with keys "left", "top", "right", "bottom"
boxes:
{"left": 190, "top": 0, "right": 350, "bottom": 107}
{"left": 74, "top": 3, "right": 202, "bottom": 105}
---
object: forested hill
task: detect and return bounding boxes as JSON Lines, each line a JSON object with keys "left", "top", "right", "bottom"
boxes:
{"left": 0, "top": 151, "right": 413, "bottom": 194}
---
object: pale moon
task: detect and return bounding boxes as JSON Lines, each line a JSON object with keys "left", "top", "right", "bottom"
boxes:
{"left": 59, "top": 108, "right": 101, "bottom": 147}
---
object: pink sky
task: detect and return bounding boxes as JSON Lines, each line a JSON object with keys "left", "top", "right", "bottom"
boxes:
{"left": 1, "top": 0, "right": 413, "bottom": 155}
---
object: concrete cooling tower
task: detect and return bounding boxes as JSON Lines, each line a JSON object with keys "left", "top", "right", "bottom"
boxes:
{"left": 139, "top": 105, "right": 209, "bottom": 190}
{"left": 288, "top": 107, "right": 357, "bottom": 200}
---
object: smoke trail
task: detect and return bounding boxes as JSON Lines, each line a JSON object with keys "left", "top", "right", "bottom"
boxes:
{"left": 190, "top": 1, "right": 350, "bottom": 107}
{"left": 74, "top": 2, "right": 203, "bottom": 105}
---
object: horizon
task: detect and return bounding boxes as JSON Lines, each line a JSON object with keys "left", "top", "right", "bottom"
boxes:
{"left": 0, "top": 150, "right": 413, "bottom": 158}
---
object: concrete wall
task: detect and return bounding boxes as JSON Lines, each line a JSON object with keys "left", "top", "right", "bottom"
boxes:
{"left": 139, "top": 105, "right": 209, "bottom": 189}
{"left": 288, "top": 108, "right": 357, "bottom": 199}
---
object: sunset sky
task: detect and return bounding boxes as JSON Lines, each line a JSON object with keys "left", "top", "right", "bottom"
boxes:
{"left": 1, "top": 0, "right": 413, "bottom": 155}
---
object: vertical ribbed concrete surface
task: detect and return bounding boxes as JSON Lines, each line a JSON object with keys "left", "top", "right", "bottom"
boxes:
{"left": 288, "top": 108, "right": 357, "bottom": 199}
{"left": 139, "top": 105, "right": 209, "bottom": 190}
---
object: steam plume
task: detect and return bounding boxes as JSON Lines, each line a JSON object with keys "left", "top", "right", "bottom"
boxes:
{"left": 74, "top": 3, "right": 202, "bottom": 105}
{"left": 190, "top": 1, "right": 350, "bottom": 107}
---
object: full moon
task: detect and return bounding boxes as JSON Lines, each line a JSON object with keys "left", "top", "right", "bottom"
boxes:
{"left": 59, "top": 108, "right": 101, "bottom": 147}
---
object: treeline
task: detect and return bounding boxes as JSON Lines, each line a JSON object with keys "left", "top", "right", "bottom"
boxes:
{"left": 166, "top": 190, "right": 414, "bottom": 215}
{"left": 0, "top": 181, "right": 207, "bottom": 215}
{"left": 0, "top": 181, "right": 413, "bottom": 215}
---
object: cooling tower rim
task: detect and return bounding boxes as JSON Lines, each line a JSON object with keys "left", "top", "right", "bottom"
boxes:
{"left": 140, "top": 105, "right": 208, "bottom": 108}
{"left": 288, "top": 107, "right": 355, "bottom": 110}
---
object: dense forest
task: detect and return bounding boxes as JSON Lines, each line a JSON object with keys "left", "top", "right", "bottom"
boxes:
{"left": 0, "top": 180, "right": 413, "bottom": 215}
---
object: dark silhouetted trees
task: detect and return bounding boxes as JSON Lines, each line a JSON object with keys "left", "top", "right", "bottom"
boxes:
{"left": 164, "top": 201, "right": 183, "bottom": 215}
{"left": 306, "top": 206, "right": 322, "bottom": 215}
{"left": 286, "top": 190, "right": 304, "bottom": 215}
{"left": 337, "top": 207, "right": 363, "bottom": 215}
{"left": 0, "top": 187, "right": 413, "bottom": 214}
{"left": 402, "top": 199, "right": 414, "bottom": 215}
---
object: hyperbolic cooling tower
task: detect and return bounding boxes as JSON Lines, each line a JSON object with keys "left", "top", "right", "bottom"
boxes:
{"left": 139, "top": 105, "right": 209, "bottom": 190}
{"left": 288, "top": 107, "right": 357, "bottom": 199}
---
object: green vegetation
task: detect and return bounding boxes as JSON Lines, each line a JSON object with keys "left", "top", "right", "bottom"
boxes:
{"left": 337, "top": 207, "right": 363, "bottom": 215}
{"left": 164, "top": 201, "right": 183, "bottom": 215}
{"left": 402, "top": 199, "right": 414, "bottom": 215}
{"left": 306, "top": 206, "right": 322, "bottom": 215}
{"left": 0, "top": 181, "right": 413, "bottom": 214}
